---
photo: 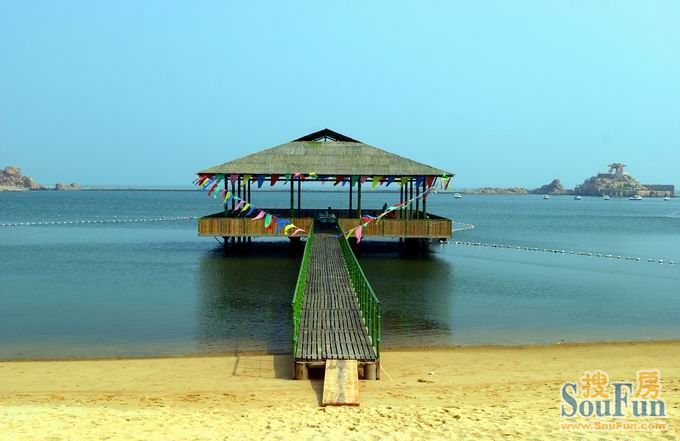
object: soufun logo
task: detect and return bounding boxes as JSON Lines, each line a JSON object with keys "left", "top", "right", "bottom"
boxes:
{"left": 560, "top": 369, "right": 666, "bottom": 426}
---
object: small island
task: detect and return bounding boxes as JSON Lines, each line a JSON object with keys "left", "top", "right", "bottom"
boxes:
{"left": 0, "top": 166, "right": 80, "bottom": 191}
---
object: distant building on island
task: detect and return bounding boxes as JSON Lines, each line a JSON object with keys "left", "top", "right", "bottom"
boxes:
{"left": 574, "top": 163, "right": 674, "bottom": 197}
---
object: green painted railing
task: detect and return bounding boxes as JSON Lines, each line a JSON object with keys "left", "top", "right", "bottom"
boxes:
{"left": 291, "top": 226, "right": 314, "bottom": 358}
{"left": 338, "top": 234, "right": 381, "bottom": 359}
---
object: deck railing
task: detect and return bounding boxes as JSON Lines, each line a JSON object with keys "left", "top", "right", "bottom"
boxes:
{"left": 291, "top": 225, "right": 314, "bottom": 358}
{"left": 337, "top": 233, "right": 381, "bottom": 359}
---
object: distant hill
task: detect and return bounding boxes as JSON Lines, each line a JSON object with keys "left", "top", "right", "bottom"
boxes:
{"left": 461, "top": 187, "right": 529, "bottom": 195}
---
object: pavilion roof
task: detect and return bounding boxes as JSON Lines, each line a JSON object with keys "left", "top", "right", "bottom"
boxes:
{"left": 198, "top": 129, "right": 453, "bottom": 177}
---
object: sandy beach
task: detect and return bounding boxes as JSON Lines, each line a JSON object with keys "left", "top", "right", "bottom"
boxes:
{"left": 0, "top": 341, "right": 677, "bottom": 440}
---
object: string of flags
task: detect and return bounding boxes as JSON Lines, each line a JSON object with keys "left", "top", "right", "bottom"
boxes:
{"left": 194, "top": 174, "right": 307, "bottom": 236}
{"left": 194, "top": 173, "right": 452, "bottom": 190}
{"left": 340, "top": 177, "right": 445, "bottom": 243}
{"left": 193, "top": 173, "right": 453, "bottom": 241}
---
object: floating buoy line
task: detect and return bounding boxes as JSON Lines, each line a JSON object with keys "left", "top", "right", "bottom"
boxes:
{"left": 0, "top": 216, "right": 197, "bottom": 227}
{"left": 452, "top": 222, "right": 475, "bottom": 232}
{"left": 448, "top": 240, "right": 676, "bottom": 267}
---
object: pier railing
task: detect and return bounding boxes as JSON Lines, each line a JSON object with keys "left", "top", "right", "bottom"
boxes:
{"left": 291, "top": 226, "right": 314, "bottom": 358}
{"left": 338, "top": 233, "right": 381, "bottom": 359}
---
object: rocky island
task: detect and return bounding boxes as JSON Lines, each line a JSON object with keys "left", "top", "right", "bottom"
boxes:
{"left": 574, "top": 163, "right": 674, "bottom": 197}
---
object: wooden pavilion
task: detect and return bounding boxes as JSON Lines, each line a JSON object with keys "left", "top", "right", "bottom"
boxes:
{"left": 196, "top": 129, "right": 454, "bottom": 243}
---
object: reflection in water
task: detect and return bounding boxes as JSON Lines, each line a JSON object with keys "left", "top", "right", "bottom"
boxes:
{"left": 357, "top": 241, "right": 454, "bottom": 348}
{"left": 197, "top": 238, "right": 456, "bottom": 354}
{"left": 197, "top": 241, "right": 301, "bottom": 354}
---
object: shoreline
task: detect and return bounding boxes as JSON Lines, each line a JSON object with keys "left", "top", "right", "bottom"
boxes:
{"left": 2, "top": 338, "right": 678, "bottom": 363}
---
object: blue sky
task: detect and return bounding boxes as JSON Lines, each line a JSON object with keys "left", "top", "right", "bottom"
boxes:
{"left": 1, "top": 1, "right": 678, "bottom": 188}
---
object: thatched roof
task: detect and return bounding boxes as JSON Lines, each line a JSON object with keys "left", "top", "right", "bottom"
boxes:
{"left": 198, "top": 129, "right": 453, "bottom": 177}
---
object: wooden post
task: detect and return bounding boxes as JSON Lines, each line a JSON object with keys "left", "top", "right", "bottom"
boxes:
{"left": 247, "top": 179, "right": 252, "bottom": 244}
{"left": 290, "top": 179, "right": 294, "bottom": 218}
{"left": 365, "top": 363, "right": 377, "bottom": 380}
{"left": 294, "top": 362, "right": 308, "bottom": 380}
{"left": 297, "top": 179, "right": 301, "bottom": 217}
{"left": 349, "top": 177, "right": 353, "bottom": 217}
{"left": 415, "top": 178, "right": 420, "bottom": 219}
{"left": 237, "top": 176, "right": 241, "bottom": 244}
{"left": 231, "top": 179, "right": 236, "bottom": 211}
{"left": 357, "top": 181, "right": 362, "bottom": 218}
{"left": 422, "top": 178, "right": 427, "bottom": 219}
{"left": 399, "top": 181, "right": 403, "bottom": 220}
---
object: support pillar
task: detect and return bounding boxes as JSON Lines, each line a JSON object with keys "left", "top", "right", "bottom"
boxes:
{"left": 290, "top": 179, "right": 294, "bottom": 218}
{"left": 357, "top": 181, "right": 362, "bottom": 218}
{"left": 297, "top": 179, "right": 301, "bottom": 217}
{"left": 349, "top": 178, "right": 353, "bottom": 217}
{"left": 365, "top": 363, "right": 377, "bottom": 380}
{"left": 294, "top": 362, "right": 308, "bottom": 380}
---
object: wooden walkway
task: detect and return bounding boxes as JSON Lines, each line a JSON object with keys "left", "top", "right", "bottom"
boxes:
{"left": 295, "top": 234, "right": 377, "bottom": 369}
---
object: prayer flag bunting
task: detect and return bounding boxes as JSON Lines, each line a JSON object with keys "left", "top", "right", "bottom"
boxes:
{"left": 251, "top": 210, "right": 266, "bottom": 221}
{"left": 245, "top": 205, "right": 257, "bottom": 216}
{"left": 275, "top": 219, "right": 289, "bottom": 235}
{"left": 257, "top": 175, "right": 265, "bottom": 188}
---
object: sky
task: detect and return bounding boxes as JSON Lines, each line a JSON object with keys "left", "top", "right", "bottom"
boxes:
{"left": 1, "top": 1, "right": 679, "bottom": 188}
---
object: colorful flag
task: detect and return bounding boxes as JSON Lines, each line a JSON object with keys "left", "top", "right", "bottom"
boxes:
{"left": 257, "top": 175, "right": 265, "bottom": 188}
{"left": 275, "top": 219, "right": 289, "bottom": 235}
{"left": 251, "top": 210, "right": 266, "bottom": 221}
{"left": 372, "top": 176, "right": 382, "bottom": 189}
{"left": 270, "top": 174, "right": 280, "bottom": 186}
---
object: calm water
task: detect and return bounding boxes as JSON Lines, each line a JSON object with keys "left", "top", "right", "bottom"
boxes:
{"left": 1, "top": 190, "right": 680, "bottom": 360}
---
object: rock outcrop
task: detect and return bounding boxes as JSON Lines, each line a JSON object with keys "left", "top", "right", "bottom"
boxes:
{"left": 530, "top": 179, "right": 567, "bottom": 195}
{"left": 55, "top": 182, "right": 81, "bottom": 191}
{"left": 0, "top": 166, "right": 45, "bottom": 191}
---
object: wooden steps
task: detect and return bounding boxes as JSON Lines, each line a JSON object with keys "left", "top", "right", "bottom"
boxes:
{"left": 321, "top": 360, "right": 360, "bottom": 406}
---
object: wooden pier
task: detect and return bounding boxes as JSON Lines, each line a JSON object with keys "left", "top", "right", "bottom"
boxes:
{"left": 292, "top": 229, "right": 380, "bottom": 383}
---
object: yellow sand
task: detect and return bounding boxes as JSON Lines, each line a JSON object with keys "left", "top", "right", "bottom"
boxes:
{"left": 1, "top": 342, "right": 678, "bottom": 440}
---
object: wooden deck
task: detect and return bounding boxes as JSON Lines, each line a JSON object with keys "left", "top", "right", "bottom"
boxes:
{"left": 294, "top": 233, "right": 378, "bottom": 380}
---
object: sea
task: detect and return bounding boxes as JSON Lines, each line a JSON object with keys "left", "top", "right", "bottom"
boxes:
{"left": 1, "top": 190, "right": 679, "bottom": 360}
